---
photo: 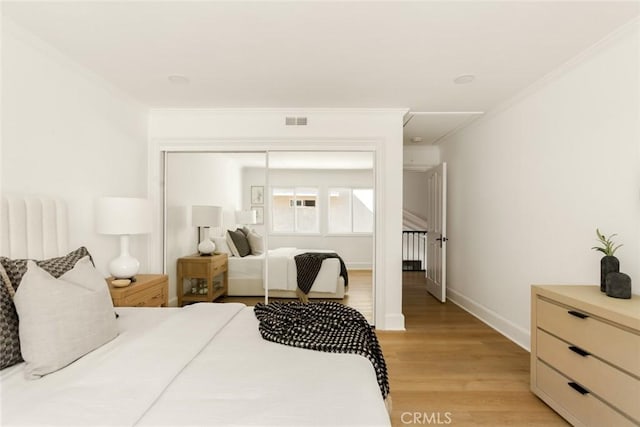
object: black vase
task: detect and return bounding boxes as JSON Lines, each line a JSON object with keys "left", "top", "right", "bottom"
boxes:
{"left": 605, "top": 272, "right": 632, "bottom": 299}
{"left": 600, "top": 256, "right": 620, "bottom": 292}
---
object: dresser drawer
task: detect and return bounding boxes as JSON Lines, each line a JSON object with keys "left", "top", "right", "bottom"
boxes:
{"left": 537, "top": 298, "right": 640, "bottom": 377}
{"left": 536, "top": 361, "right": 636, "bottom": 427}
{"left": 537, "top": 329, "right": 640, "bottom": 423}
{"left": 123, "top": 286, "right": 165, "bottom": 307}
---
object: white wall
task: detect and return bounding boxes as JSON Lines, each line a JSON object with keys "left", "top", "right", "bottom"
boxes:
{"left": 165, "top": 153, "right": 243, "bottom": 302}
{"left": 439, "top": 22, "right": 640, "bottom": 349}
{"left": 403, "top": 145, "right": 440, "bottom": 169}
{"left": 243, "top": 167, "right": 374, "bottom": 269}
{"left": 148, "top": 108, "right": 406, "bottom": 330}
{"left": 403, "top": 170, "right": 428, "bottom": 220}
{"left": 1, "top": 19, "right": 148, "bottom": 276}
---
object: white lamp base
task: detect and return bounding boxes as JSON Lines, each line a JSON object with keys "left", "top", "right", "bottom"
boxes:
{"left": 109, "top": 235, "right": 140, "bottom": 279}
{"left": 198, "top": 239, "right": 216, "bottom": 255}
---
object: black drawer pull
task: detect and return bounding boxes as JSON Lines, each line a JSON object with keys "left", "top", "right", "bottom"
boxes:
{"left": 568, "top": 310, "right": 589, "bottom": 319}
{"left": 569, "top": 346, "right": 590, "bottom": 357}
{"left": 568, "top": 382, "right": 589, "bottom": 395}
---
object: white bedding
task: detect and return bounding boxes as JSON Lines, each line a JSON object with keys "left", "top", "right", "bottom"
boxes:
{"left": 228, "top": 247, "right": 342, "bottom": 294}
{"left": 1, "top": 304, "right": 389, "bottom": 426}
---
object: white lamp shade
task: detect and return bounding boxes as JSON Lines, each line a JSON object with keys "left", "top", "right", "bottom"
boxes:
{"left": 192, "top": 206, "right": 222, "bottom": 227}
{"left": 235, "top": 210, "right": 257, "bottom": 225}
{"left": 96, "top": 197, "right": 152, "bottom": 235}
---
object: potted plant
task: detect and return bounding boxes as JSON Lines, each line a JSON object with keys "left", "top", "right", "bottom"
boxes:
{"left": 592, "top": 229, "right": 622, "bottom": 292}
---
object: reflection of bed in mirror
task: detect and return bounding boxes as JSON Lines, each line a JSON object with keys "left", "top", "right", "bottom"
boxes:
{"left": 227, "top": 247, "right": 346, "bottom": 299}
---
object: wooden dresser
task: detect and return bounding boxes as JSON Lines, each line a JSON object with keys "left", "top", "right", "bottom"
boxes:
{"left": 531, "top": 285, "right": 640, "bottom": 427}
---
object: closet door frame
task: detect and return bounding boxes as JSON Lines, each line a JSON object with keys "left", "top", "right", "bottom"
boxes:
{"left": 150, "top": 139, "right": 383, "bottom": 326}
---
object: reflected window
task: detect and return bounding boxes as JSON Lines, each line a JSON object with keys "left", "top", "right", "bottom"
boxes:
{"left": 271, "top": 187, "right": 319, "bottom": 233}
{"left": 328, "top": 188, "right": 374, "bottom": 233}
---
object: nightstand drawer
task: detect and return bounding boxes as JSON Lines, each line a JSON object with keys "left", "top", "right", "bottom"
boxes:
{"left": 181, "top": 262, "right": 209, "bottom": 278}
{"left": 537, "top": 298, "right": 640, "bottom": 376}
{"left": 536, "top": 361, "right": 635, "bottom": 427}
{"left": 212, "top": 263, "right": 227, "bottom": 277}
{"left": 212, "top": 256, "right": 227, "bottom": 270}
{"left": 123, "top": 285, "right": 165, "bottom": 307}
{"left": 537, "top": 329, "right": 640, "bottom": 422}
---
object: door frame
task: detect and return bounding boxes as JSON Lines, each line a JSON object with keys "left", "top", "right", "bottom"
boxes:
{"left": 149, "top": 138, "right": 383, "bottom": 325}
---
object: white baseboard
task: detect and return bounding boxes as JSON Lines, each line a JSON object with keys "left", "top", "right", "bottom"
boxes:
{"left": 346, "top": 262, "right": 373, "bottom": 270}
{"left": 382, "top": 313, "right": 406, "bottom": 331}
{"left": 447, "top": 288, "right": 530, "bottom": 351}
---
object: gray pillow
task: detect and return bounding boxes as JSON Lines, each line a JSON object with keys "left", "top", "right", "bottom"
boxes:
{"left": 14, "top": 257, "right": 118, "bottom": 379}
{"left": 0, "top": 264, "right": 22, "bottom": 370}
{"left": 227, "top": 229, "right": 251, "bottom": 257}
{"left": 0, "top": 246, "right": 94, "bottom": 293}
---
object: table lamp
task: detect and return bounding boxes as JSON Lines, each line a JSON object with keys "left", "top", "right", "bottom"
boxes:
{"left": 96, "top": 197, "right": 151, "bottom": 279}
{"left": 192, "top": 205, "right": 222, "bottom": 255}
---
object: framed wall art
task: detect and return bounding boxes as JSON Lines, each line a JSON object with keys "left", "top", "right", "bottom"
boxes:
{"left": 251, "top": 186, "right": 264, "bottom": 204}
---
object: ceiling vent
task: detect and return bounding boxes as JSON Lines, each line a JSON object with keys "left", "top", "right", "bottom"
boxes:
{"left": 285, "top": 117, "right": 308, "bottom": 126}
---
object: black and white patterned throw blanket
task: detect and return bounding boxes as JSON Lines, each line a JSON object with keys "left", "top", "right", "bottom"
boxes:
{"left": 253, "top": 301, "right": 389, "bottom": 399}
{"left": 294, "top": 252, "right": 349, "bottom": 294}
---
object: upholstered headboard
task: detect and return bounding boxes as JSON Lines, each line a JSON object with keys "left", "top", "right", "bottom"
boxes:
{"left": 1, "top": 196, "right": 69, "bottom": 259}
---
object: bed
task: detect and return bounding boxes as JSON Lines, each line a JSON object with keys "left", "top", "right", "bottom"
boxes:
{"left": 0, "top": 196, "right": 389, "bottom": 426}
{"left": 227, "top": 247, "right": 346, "bottom": 299}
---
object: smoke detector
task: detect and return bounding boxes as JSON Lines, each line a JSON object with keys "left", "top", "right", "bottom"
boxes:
{"left": 411, "top": 136, "right": 423, "bottom": 144}
{"left": 168, "top": 75, "right": 190, "bottom": 85}
{"left": 454, "top": 74, "right": 475, "bottom": 84}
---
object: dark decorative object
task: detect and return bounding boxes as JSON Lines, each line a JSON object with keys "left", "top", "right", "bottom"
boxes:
{"left": 600, "top": 256, "right": 620, "bottom": 292}
{"left": 592, "top": 229, "right": 623, "bottom": 292}
{"left": 605, "top": 272, "right": 632, "bottom": 299}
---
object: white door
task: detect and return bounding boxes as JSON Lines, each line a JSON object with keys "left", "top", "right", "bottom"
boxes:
{"left": 425, "top": 163, "right": 447, "bottom": 302}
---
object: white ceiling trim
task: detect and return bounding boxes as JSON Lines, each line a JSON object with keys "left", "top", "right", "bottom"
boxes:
{"left": 442, "top": 16, "right": 640, "bottom": 144}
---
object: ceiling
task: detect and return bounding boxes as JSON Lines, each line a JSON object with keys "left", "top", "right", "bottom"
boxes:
{"left": 3, "top": 1, "right": 639, "bottom": 145}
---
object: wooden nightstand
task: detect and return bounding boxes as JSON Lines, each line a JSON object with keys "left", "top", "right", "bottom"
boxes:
{"left": 177, "top": 253, "right": 228, "bottom": 307}
{"left": 107, "top": 274, "right": 169, "bottom": 307}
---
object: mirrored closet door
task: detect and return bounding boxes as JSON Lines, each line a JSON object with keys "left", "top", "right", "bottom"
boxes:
{"left": 164, "top": 150, "right": 375, "bottom": 324}
{"left": 165, "top": 152, "right": 268, "bottom": 308}
{"left": 265, "top": 151, "right": 375, "bottom": 323}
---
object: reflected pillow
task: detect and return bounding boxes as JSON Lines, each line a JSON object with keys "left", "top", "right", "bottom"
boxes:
{"left": 226, "top": 231, "right": 240, "bottom": 257}
{"left": 14, "top": 257, "right": 118, "bottom": 379}
{"left": 227, "top": 229, "right": 251, "bottom": 257}
{"left": 212, "top": 237, "right": 231, "bottom": 255}
{"left": 247, "top": 230, "right": 264, "bottom": 255}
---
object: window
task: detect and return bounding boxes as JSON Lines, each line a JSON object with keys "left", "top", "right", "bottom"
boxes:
{"left": 271, "top": 187, "right": 319, "bottom": 233}
{"left": 328, "top": 188, "right": 374, "bottom": 233}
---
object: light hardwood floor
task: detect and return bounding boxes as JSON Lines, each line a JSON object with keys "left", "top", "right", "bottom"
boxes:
{"left": 220, "top": 269, "right": 374, "bottom": 322}
{"left": 377, "top": 272, "right": 567, "bottom": 426}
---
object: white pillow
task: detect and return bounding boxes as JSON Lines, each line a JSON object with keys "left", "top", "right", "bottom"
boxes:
{"left": 247, "top": 230, "right": 264, "bottom": 255}
{"left": 212, "top": 236, "right": 231, "bottom": 255}
{"left": 14, "top": 257, "right": 118, "bottom": 379}
{"left": 225, "top": 230, "right": 240, "bottom": 257}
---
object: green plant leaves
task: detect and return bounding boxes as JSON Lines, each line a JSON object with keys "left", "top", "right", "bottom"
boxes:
{"left": 592, "top": 228, "right": 622, "bottom": 257}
